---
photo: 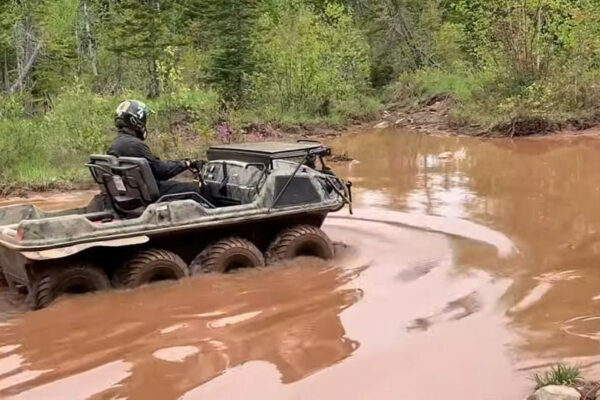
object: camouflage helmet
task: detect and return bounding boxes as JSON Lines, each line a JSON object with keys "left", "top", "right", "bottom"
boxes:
{"left": 115, "top": 100, "right": 153, "bottom": 140}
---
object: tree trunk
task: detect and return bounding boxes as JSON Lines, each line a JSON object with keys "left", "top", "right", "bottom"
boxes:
{"left": 147, "top": 54, "right": 160, "bottom": 98}
{"left": 115, "top": 53, "right": 123, "bottom": 93}
{"left": 146, "top": 0, "right": 161, "bottom": 98}
{"left": 10, "top": 42, "right": 41, "bottom": 94}
{"left": 3, "top": 51, "right": 9, "bottom": 92}
{"left": 75, "top": 27, "right": 82, "bottom": 75}
{"left": 14, "top": 14, "right": 38, "bottom": 94}
{"left": 82, "top": 0, "right": 99, "bottom": 76}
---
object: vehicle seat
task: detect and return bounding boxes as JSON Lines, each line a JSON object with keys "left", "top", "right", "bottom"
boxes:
{"left": 88, "top": 155, "right": 118, "bottom": 186}
{"left": 85, "top": 155, "right": 120, "bottom": 221}
{"left": 87, "top": 156, "right": 214, "bottom": 218}
{"left": 116, "top": 157, "right": 161, "bottom": 205}
{"left": 87, "top": 156, "right": 159, "bottom": 217}
{"left": 203, "top": 161, "right": 266, "bottom": 206}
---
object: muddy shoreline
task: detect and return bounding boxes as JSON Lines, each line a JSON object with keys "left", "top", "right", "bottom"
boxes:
{"left": 380, "top": 98, "right": 600, "bottom": 138}
{"left": 0, "top": 124, "right": 358, "bottom": 198}
{"left": 3, "top": 110, "right": 600, "bottom": 199}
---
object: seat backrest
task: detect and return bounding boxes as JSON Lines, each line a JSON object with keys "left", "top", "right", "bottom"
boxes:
{"left": 113, "top": 157, "right": 161, "bottom": 204}
{"left": 88, "top": 155, "right": 118, "bottom": 185}
{"left": 203, "top": 161, "right": 265, "bottom": 205}
{"left": 86, "top": 155, "right": 160, "bottom": 218}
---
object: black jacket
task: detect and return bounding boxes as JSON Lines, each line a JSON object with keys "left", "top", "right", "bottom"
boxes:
{"left": 107, "top": 129, "right": 186, "bottom": 182}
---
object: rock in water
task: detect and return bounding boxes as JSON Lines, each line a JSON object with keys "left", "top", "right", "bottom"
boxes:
{"left": 374, "top": 121, "right": 390, "bottom": 129}
{"left": 529, "top": 385, "right": 581, "bottom": 400}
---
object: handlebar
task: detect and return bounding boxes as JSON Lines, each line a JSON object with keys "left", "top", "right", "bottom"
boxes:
{"left": 297, "top": 139, "right": 321, "bottom": 144}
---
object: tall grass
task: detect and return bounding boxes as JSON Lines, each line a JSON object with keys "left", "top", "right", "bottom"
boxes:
{"left": 0, "top": 89, "right": 220, "bottom": 190}
{"left": 533, "top": 364, "right": 582, "bottom": 390}
{"left": 390, "top": 65, "right": 600, "bottom": 134}
{"left": 0, "top": 86, "right": 380, "bottom": 191}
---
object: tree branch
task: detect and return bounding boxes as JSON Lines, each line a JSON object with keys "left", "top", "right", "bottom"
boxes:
{"left": 9, "top": 42, "right": 41, "bottom": 93}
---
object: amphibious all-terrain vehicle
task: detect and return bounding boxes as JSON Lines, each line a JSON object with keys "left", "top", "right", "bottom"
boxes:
{"left": 0, "top": 141, "right": 352, "bottom": 310}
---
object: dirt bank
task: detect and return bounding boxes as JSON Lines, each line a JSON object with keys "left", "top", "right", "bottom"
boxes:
{"left": 0, "top": 119, "right": 358, "bottom": 198}
{"left": 5, "top": 104, "right": 600, "bottom": 198}
{"left": 377, "top": 97, "right": 600, "bottom": 138}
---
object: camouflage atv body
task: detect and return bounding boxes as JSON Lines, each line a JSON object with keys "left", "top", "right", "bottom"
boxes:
{"left": 0, "top": 141, "right": 351, "bottom": 309}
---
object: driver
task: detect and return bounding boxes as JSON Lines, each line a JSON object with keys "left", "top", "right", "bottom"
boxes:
{"left": 107, "top": 100, "right": 210, "bottom": 199}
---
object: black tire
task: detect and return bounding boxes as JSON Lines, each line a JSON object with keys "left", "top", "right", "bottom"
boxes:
{"left": 191, "top": 237, "right": 264, "bottom": 274}
{"left": 266, "top": 225, "right": 334, "bottom": 264}
{"left": 114, "top": 248, "right": 189, "bottom": 289}
{"left": 30, "top": 263, "right": 110, "bottom": 310}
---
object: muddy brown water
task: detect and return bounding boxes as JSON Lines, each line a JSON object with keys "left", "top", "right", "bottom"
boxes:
{"left": 1, "top": 129, "right": 600, "bottom": 399}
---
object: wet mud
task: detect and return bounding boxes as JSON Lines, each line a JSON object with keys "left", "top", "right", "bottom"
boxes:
{"left": 1, "top": 129, "right": 600, "bottom": 398}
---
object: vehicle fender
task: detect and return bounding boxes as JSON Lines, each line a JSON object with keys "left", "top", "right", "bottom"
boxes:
{"left": 21, "top": 236, "right": 150, "bottom": 261}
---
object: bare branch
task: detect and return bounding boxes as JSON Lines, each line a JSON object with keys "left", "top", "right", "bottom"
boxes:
{"left": 9, "top": 42, "right": 41, "bottom": 93}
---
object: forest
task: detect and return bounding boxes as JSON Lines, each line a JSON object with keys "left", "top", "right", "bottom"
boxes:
{"left": 1, "top": 0, "right": 600, "bottom": 189}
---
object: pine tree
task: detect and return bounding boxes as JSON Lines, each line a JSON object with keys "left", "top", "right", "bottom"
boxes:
{"left": 35, "top": 0, "right": 80, "bottom": 96}
{"left": 105, "top": 0, "right": 183, "bottom": 97}
{"left": 183, "top": 0, "right": 257, "bottom": 105}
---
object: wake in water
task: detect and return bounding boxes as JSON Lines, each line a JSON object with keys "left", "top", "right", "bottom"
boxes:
{"left": 329, "top": 208, "right": 519, "bottom": 258}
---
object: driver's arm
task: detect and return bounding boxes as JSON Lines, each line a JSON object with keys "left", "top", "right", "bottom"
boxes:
{"left": 138, "top": 142, "right": 187, "bottom": 181}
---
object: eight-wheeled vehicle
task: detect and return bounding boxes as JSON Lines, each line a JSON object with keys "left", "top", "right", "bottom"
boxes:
{"left": 0, "top": 141, "right": 352, "bottom": 309}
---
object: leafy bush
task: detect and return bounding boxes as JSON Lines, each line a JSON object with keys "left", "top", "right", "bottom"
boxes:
{"left": 250, "top": 1, "right": 371, "bottom": 119}
{"left": 0, "top": 88, "right": 220, "bottom": 188}
{"left": 390, "top": 68, "right": 487, "bottom": 106}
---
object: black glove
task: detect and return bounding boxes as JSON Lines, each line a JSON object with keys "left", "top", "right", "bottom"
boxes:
{"left": 322, "top": 165, "right": 335, "bottom": 176}
{"left": 184, "top": 159, "right": 205, "bottom": 171}
{"left": 304, "top": 155, "right": 317, "bottom": 169}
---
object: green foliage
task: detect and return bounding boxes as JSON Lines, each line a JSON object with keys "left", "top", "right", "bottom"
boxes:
{"left": 0, "top": 88, "right": 220, "bottom": 188}
{"left": 105, "top": 0, "right": 185, "bottom": 97}
{"left": 0, "top": 2, "right": 17, "bottom": 52}
{"left": 251, "top": 1, "right": 371, "bottom": 118}
{"left": 184, "top": 0, "right": 257, "bottom": 103}
{"left": 43, "top": 87, "right": 114, "bottom": 155}
{"left": 353, "top": 0, "right": 444, "bottom": 87}
{"left": 7, "top": 0, "right": 600, "bottom": 187}
{"left": 386, "top": 0, "right": 600, "bottom": 132}
{"left": 389, "top": 67, "right": 490, "bottom": 108}
{"left": 34, "top": 0, "right": 80, "bottom": 93}
{"left": 534, "top": 363, "right": 582, "bottom": 389}
{"left": 0, "top": 95, "right": 25, "bottom": 119}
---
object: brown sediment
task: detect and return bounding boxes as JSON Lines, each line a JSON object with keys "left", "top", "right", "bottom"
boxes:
{"left": 0, "top": 257, "right": 366, "bottom": 399}
{"left": 3, "top": 128, "right": 600, "bottom": 398}
{"left": 0, "top": 190, "right": 97, "bottom": 211}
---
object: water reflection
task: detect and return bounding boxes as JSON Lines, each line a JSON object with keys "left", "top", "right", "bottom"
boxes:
{"left": 0, "top": 259, "right": 364, "bottom": 399}
{"left": 2, "top": 129, "right": 600, "bottom": 397}
{"left": 331, "top": 130, "right": 600, "bottom": 363}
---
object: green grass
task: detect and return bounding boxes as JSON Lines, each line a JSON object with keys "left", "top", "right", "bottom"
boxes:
{"left": 389, "top": 67, "right": 489, "bottom": 106}
{"left": 236, "top": 94, "right": 382, "bottom": 128}
{"left": 0, "top": 88, "right": 381, "bottom": 192}
{"left": 533, "top": 364, "right": 582, "bottom": 389}
{"left": 0, "top": 89, "right": 221, "bottom": 190}
{"left": 388, "top": 65, "right": 600, "bottom": 135}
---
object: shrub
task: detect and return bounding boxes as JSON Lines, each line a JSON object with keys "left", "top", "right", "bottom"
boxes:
{"left": 250, "top": 1, "right": 371, "bottom": 119}
{"left": 0, "top": 88, "right": 220, "bottom": 188}
{"left": 534, "top": 364, "right": 582, "bottom": 390}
